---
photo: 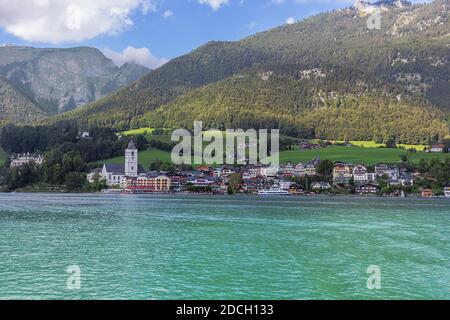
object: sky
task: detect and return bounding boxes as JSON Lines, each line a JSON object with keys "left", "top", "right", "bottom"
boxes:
{"left": 0, "top": 0, "right": 431, "bottom": 69}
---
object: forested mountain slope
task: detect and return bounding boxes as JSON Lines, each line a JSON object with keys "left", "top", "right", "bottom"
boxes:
{"left": 47, "top": 0, "right": 450, "bottom": 143}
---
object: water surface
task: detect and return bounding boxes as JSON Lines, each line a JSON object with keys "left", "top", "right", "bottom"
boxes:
{"left": 0, "top": 193, "right": 449, "bottom": 299}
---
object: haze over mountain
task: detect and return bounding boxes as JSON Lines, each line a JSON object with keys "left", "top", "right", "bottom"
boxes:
{"left": 44, "top": 0, "right": 450, "bottom": 144}
{"left": 0, "top": 46, "right": 150, "bottom": 124}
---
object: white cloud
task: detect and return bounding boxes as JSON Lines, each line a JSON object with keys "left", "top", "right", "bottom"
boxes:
{"left": 198, "top": 0, "right": 230, "bottom": 11}
{"left": 285, "top": 17, "right": 296, "bottom": 24}
{"left": 161, "top": 10, "right": 174, "bottom": 18}
{"left": 0, "top": 0, "right": 157, "bottom": 43}
{"left": 103, "top": 46, "right": 168, "bottom": 69}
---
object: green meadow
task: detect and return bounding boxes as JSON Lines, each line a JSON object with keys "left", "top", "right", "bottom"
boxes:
{"left": 99, "top": 149, "right": 173, "bottom": 170}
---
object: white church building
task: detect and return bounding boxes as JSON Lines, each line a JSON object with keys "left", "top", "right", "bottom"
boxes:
{"left": 89, "top": 139, "right": 145, "bottom": 187}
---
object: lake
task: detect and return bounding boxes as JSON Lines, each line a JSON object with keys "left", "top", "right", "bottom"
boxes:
{"left": 0, "top": 193, "right": 448, "bottom": 299}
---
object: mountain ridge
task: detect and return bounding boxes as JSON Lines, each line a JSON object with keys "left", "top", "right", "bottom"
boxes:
{"left": 0, "top": 46, "right": 151, "bottom": 123}
{"left": 44, "top": 0, "right": 450, "bottom": 143}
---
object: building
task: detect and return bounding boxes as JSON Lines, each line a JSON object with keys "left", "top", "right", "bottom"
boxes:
{"left": 353, "top": 164, "right": 368, "bottom": 185}
{"left": 124, "top": 174, "right": 171, "bottom": 193}
{"left": 312, "top": 181, "right": 331, "bottom": 191}
{"left": 288, "top": 184, "right": 304, "bottom": 195}
{"left": 281, "top": 163, "right": 295, "bottom": 177}
{"left": 355, "top": 184, "right": 379, "bottom": 194}
{"left": 99, "top": 139, "right": 145, "bottom": 187}
{"left": 304, "top": 158, "right": 320, "bottom": 176}
{"left": 444, "top": 187, "right": 450, "bottom": 198}
{"left": 375, "top": 164, "right": 389, "bottom": 177}
{"left": 399, "top": 174, "right": 414, "bottom": 187}
{"left": 10, "top": 153, "right": 43, "bottom": 168}
{"left": 421, "top": 189, "right": 433, "bottom": 198}
{"left": 87, "top": 168, "right": 103, "bottom": 183}
{"left": 429, "top": 144, "right": 445, "bottom": 153}
{"left": 333, "top": 163, "right": 353, "bottom": 185}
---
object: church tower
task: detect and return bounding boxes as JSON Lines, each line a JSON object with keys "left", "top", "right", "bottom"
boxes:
{"left": 125, "top": 139, "right": 138, "bottom": 177}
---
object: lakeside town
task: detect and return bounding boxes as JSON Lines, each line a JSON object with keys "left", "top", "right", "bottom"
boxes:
{"left": 76, "top": 139, "right": 449, "bottom": 198}
{"left": 4, "top": 138, "right": 450, "bottom": 198}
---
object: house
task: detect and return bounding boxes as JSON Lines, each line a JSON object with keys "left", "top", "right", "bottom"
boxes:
{"left": 444, "top": 187, "right": 450, "bottom": 198}
{"left": 304, "top": 158, "right": 320, "bottom": 176}
{"left": 261, "top": 165, "right": 279, "bottom": 178}
{"left": 187, "top": 176, "right": 217, "bottom": 188}
{"left": 167, "top": 174, "right": 186, "bottom": 192}
{"left": 87, "top": 168, "right": 103, "bottom": 183}
{"left": 294, "top": 163, "right": 306, "bottom": 177}
{"left": 421, "top": 189, "right": 433, "bottom": 198}
{"left": 288, "top": 184, "right": 304, "bottom": 195}
{"left": 429, "top": 144, "right": 445, "bottom": 153}
{"left": 281, "top": 163, "right": 295, "bottom": 177}
{"left": 311, "top": 181, "right": 331, "bottom": 191}
{"left": 366, "top": 173, "right": 378, "bottom": 185}
{"left": 356, "top": 184, "right": 379, "bottom": 194}
{"left": 241, "top": 178, "right": 265, "bottom": 194}
{"left": 213, "top": 165, "right": 235, "bottom": 178}
{"left": 374, "top": 164, "right": 389, "bottom": 177}
{"left": 279, "top": 180, "right": 294, "bottom": 190}
{"left": 353, "top": 165, "right": 368, "bottom": 185}
{"left": 333, "top": 163, "right": 354, "bottom": 185}
{"left": 124, "top": 174, "right": 171, "bottom": 193}
{"left": 399, "top": 174, "right": 414, "bottom": 187}
{"left": 10, "top": 153, "right": 44, "bottom": 168}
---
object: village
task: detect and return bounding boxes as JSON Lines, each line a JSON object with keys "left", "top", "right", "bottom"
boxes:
{"left": 82, "top": 140, "right": 450, "bottom": 198}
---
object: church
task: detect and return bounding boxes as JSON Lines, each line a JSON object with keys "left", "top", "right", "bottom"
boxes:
{"left": 98, "top": 139, "right": 145, "bottom": 187}
{"left": 89, "top": 139, "right": 171, "bottom": 193}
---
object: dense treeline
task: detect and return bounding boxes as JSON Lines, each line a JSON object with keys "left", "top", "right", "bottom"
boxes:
{"left": 142, "top": 73, "right": 448, "bottom": 144}
{"left": 0, "top": 147, "right": 108, "bottom": 192}
{"left": 0, "top": 122, "right": 133, "bottom": 163}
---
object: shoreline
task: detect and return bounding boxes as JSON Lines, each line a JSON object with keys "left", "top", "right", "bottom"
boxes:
{"left": 2, "top": 190, "right": 449, "bottom": 200}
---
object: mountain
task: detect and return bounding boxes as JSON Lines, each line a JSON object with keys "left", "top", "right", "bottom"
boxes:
{"left": 0, "top": 77, "right": 47, "bottom": 125}
{"left": 0, "top": 46, "right": 150, "bottom": 118}
{"left": 47, "top": 0, "right": 450, "bottom": 144}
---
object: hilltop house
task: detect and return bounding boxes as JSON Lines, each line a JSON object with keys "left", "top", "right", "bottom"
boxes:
{"left": 429, "top": 144, "right": 446, "bottom": 153}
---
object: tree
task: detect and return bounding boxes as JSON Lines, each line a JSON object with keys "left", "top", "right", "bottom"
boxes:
{"left": 316, "top": 160, "right": 334, "bottom": 179}
{"left": 65, "top": 172, "right": 84, "bottom": 191}
{"left": 228, "top": 173, "right": 243, "bottom": 193}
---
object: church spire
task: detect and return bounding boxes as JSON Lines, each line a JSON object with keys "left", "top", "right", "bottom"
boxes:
{"left": 127, "top": 138, "right": 137, "bottom": 150}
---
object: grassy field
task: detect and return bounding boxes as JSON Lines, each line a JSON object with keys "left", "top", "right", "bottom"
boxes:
{"left": 0, "top": 148, "right": 6, "bottom": 165}
{"left": 280, "top": 145, "right": 449, "bottom": 165}
{"left": 99, "top": 149, "right": 172, "bottom": 170}
{"left": 333, "top": 140, "right": 427, "bottom": 151}
{"left": 97, "top": 145, "right": 449, "bottom": 169}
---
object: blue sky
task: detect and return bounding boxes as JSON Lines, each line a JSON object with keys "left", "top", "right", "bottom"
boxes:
{"left": 0, "top": 0, "right": 429, "bottom": 68}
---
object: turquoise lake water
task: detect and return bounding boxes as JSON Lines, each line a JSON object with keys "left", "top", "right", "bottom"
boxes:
{"left": 0, "top": 193, "right": 449, "bottom": 300}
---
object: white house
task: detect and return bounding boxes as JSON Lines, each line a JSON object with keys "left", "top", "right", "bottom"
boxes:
{"left": 353, "top": 164, "right": 368, "bottom": 184}
{"left": 443, "top": 187, "right": 450, "bottom": 198}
